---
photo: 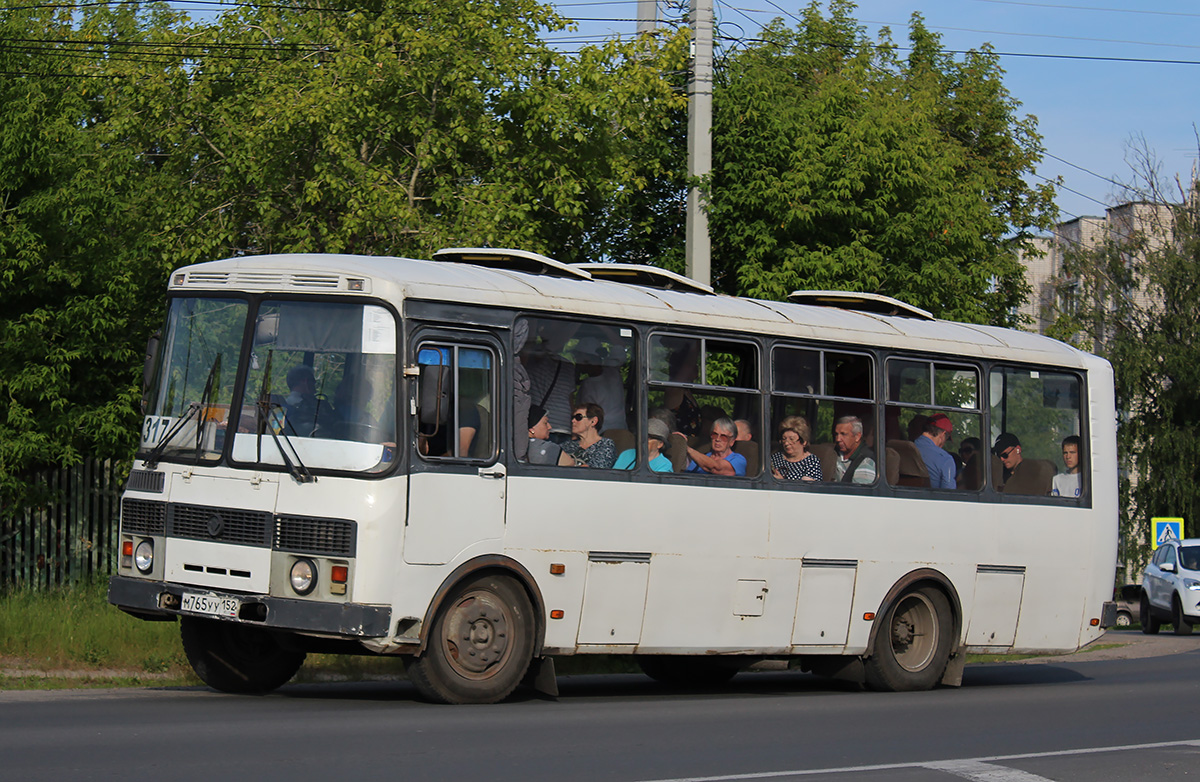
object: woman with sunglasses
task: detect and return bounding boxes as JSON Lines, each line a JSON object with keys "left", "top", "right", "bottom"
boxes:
{"left": 771, "top": 415, "right": 822, "bottom": 482}
{"left": 560, "top": 402, "right": 617, "bottom": 469}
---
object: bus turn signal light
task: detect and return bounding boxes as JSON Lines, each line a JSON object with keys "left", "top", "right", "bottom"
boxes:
{"left": 331, "top": 565, "right": 348, "bottom": 583}
{"left": 550, "top": 610, "right": 564, "bottom": 620}
{"left": 1090, "top": 618, "right": 1100, "bottom": 626}
{"left": 863, "top": 612, "right": 876, "bottom": 621}
{"left": 549, "top": 564, "right": 565, "bottom": 575}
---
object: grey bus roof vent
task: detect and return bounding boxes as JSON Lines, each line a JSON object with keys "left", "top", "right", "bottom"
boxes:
{"left": 432, "top": 247, "right": 593, "bottom": 281}
{"left": 787, "top": 290, "right": 935, "bottom": 320}
{"left": 572, "top": 263, "right": 715, "bottom": 295}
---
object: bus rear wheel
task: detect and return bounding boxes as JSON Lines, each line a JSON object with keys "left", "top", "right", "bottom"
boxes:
{"left": 864, "top": 586, "right": 953, "bottom": 692}
{"left": 407, "top": 574, "right": 535, "bottom": 704}
{"left": 180, "top": 617, "right": 306, "bottom": 694}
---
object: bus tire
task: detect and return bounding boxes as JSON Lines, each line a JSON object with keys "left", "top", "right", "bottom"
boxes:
{"left": 1172, "top": 597, "right": 1193, "bottom": 635}
{"left": 180, "top": 617, "right": 305, "bottom": 694}
{"left": 407, "top": 574, "right": 535, "bottom": 704}
{"left": 1140, "top": 593, "right": 1161, "bottom": 634}
{"left": 864, "top": 585, "right": 953, "bottom": 692}
{"left": 637, "top": 656, "right": 740, "bottom": 687}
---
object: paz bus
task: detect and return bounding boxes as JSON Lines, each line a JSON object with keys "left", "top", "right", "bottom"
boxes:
{"left": 108, "top": 248, "right": 1119, "bottom": 703}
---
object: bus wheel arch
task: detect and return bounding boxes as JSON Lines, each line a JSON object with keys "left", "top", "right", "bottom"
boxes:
{"left": 408, "top": 557, "right": 545, "bottom": 704}
{"left": 863, "top": 569, "right": 961, "bottom": 692}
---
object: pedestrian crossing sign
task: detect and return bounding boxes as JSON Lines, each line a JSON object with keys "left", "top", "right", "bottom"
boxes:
{"left": 1152, "top": 517, "right": 1183, "bottom": 549}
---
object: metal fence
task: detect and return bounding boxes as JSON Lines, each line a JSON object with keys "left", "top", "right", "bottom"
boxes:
{"left": 0, "top": 459, "right": 128, "bottom": 589}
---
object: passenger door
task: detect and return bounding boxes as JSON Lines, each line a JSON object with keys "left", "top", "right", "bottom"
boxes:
{"left": 404, "top": 331, "right": 506, "bottom": 565}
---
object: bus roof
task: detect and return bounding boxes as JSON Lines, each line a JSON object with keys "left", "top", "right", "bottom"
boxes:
{"left": 170, "top": 252, "right": 1095, "bottom": 369}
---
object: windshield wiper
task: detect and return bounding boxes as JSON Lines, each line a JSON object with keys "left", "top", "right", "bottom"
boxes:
{"left": 251, "top": 349, "right": 314, "bottom": 484}
{"left": 259, "top": 398, "right": 315, "bottom": 483}
{"left": 144, "top": 354, "right": 222, "bottom": 469}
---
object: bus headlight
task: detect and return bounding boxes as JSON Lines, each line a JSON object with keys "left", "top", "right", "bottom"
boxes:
{"left": 134, "top": 540, "right": 154, "bottom": 574}
{"left": 289, "top": 558, "right": 317, "bottom": 595}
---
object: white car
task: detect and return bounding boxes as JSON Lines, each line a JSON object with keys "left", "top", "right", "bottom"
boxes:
{"left": 1140, "top": 537, "right": 1200, "bottom": 635}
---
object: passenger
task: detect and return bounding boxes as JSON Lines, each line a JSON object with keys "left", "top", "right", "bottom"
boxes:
{"left": 834, "top": 415, "right": 876, "bottom": 485}
{"left": 512, "top": 319, "right": 532, "bottom": 461}
{"left": 914, "top": 413, "right": 956, "bottom": 489}
{"left": 526, "top": 323, "right": 578, "bottom": 441}
{"left": 560, "top": 403, "right": 617, "bottom": 469}
{"left": 735, "top": 419, "right": 754, "bottom": 442}
{"left": 664, "top": 344, "right": 702, "bottom": 437}
{"left": 576, "top": 336, "right": 628, "bottom": 432}
{"left": 613, "top": 419, "right": 673, "bottom": 472}
{"left": 686, "top": 417, "right": 747, "bottom": 476}
{"left": 526, "top": 404, "right": 569, "bottom": 466}
{"left": 1051, "top": 434, "right": 1083, "bottom": 497}
{"left": 992, "top": 432, "right": 1024, "bottom": 486}
{"left": 418, "top": 401, "right": 479, "bottom": 458}
{"left": 771, "top": 416, "right": 822, "bottom": 481}
{"left": 958, "top": 437, "right": 981, "bottom": 473}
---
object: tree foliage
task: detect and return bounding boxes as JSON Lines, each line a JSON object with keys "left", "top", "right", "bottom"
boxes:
{"left": 0, "top": 0, "right": 1053, "bottom": 511}
{"left": 708, "top": 2, "right": 1056, "bottom": 322}
{"left": 1048, "top": 158, "right": 1200, "bottom": 566}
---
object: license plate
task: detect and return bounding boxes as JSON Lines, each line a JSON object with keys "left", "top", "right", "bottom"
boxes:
{"left": 181, "top": 592, "right": 240, "bottom": 618}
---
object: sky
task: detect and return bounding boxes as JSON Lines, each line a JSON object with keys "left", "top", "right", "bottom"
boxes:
{"left": 547, "top": 0, "right": 1200, "bottom": 224}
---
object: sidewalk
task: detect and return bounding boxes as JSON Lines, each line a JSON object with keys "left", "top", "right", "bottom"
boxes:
{"left": 1013, "top": 628, "right": 1200, "bottom": 664}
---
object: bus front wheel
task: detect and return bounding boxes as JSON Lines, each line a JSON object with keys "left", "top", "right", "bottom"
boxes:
{"left": 864, "top": 586, "right": 953, "bottom": 692}
{"left": 180, "top": 617, "right": 306, "bottom": 694}
{"left": 407, "top": 574, "right": 535, "bottom": 704}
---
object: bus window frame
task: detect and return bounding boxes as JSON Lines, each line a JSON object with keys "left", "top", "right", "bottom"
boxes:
{"left": 409, "top": 328, "right": 502, "bottom": 470}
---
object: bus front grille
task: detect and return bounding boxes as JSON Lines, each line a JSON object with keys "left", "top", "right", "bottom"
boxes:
{"left": 275, "top": 515, "right": 357, "bottom": 557}
{"left": 121, "top": 498, "right": 166, "bottom": 536}
{"left": 169, "top": 504, "right": 272, "bottom": 547}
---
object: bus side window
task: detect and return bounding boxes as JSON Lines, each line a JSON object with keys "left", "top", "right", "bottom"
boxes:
{"left": 883, "top": 359, "right": 982, "bottom": 491}
{"left": 416, "top": 344, "right": 495, "bottom": 461}
{"left": 988, "top": 367, "right": 1083, "bottom": 498}
{"left": 771, "top": 346, "right": 875, "bottom": 485}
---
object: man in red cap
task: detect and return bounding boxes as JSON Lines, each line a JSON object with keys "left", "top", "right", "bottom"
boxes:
{"left": 914, "top": 413, "right": 956, "bottom": 489}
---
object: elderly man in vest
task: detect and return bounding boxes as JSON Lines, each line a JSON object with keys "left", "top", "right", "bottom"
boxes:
{"left": 834, "top": 415, "right": 876, "bottom": 485}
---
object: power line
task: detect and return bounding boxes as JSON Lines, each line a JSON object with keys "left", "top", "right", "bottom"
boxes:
{"left": 1043, "top": 152, "right": 1125, "bottom": 188}
{"left": 969, "top": 0, "right": 1200, "bottom": 20}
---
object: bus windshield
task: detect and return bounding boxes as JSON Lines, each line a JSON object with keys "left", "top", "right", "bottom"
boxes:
{"left": 140, "top": 296, "right": 398, "bottom": 474}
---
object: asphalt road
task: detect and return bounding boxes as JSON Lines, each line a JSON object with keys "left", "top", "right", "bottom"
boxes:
{"left": 3, "top": 631, "right": 1199, "bottom": 782}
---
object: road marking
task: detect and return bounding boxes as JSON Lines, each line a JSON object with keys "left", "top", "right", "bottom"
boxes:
{"left": 926, "top": 759, "right": 1055, "bottom": 782}
{"left": 632, "top": 738, "right": 1200, "bottom": 782}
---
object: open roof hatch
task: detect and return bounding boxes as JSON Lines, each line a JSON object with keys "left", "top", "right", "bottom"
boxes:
{"left": 572, "top": 263, "right": 715, "bottom": 295}
{"left": 432, "top": 248, "right": 593, "bottom": 281}
{"left": 786, "top": 290, "right": 935, "bottom": 320}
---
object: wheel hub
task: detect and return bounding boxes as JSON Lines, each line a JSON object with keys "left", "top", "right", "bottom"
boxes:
{"left": 442, "top": 593, "right": 510, "bottom": 676}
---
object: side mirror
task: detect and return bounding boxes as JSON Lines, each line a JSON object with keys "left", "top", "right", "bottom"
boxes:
{"left": 1162, "top": 562, "right": 1177, "bottom": 574}
{"left": 141, "top": 330, "right": 161, "bottom": 415}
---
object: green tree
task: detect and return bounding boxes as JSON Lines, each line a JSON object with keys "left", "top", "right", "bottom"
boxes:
{"left": 707, "top": 2, "right": 1055, "bottom": 323}
{"left": 0, "top": 2, "right": 189, "bottom": 507}
{"left": 1049, "top": 162, "right": 1200, "bottom": 567}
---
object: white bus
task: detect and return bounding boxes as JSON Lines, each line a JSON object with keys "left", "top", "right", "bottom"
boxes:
{"left": 109, "top": 248, "right": 1119, "bottom": 703}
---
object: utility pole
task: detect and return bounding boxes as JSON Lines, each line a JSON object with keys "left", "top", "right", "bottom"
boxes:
{"left": 636, "top": 0, "right": 657, "bottom": 35}
{"left": 685, "top": 0, "right": 713, "bottom": 286}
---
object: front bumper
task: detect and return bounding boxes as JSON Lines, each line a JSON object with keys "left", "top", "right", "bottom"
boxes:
{"left": 108, "top": 575, "right": 392, "bottom": 638}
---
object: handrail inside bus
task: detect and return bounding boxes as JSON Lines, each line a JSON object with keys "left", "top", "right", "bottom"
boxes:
{"left": 787, "top": 290, "right": 935, "bottom": 320}
{"left": 571, "top": 263, "right": 716, "bottom": 295}
{"left": 432, "top": 247, "right": 594, "bottom": 281}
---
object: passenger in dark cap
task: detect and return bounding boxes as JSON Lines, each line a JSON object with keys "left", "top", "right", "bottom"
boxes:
{"left": 527, "top": 404, "right": 566, "bottom": 465}
{"left": 992, "top": 432, "right": 1023, "bottom": 486}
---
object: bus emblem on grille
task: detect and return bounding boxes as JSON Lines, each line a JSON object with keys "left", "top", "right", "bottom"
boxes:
{"left": 207, "top": 513, "right": 224, "bottom": 538}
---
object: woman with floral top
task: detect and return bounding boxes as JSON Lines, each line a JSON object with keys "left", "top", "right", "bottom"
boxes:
{"left": 560, "top": 403, "right": 617, "bottom": 469}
